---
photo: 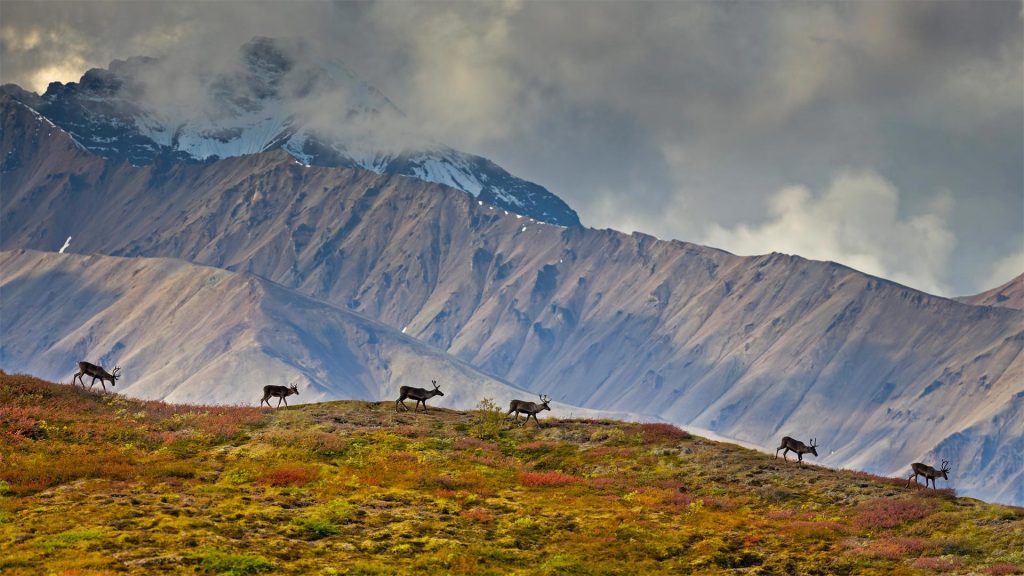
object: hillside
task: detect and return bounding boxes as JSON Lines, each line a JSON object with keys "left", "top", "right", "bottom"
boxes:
{"left": 1, "top": 373, "right": 1022, "bottom": 575}
{"left": 957, "top": 274, "right": 1024, "bottom": 310}
{"left": 1, "top": 94, "right": 1021, "bottom": 504}
{"left": 0, "top": 249, "right": 590, "bottom": 412}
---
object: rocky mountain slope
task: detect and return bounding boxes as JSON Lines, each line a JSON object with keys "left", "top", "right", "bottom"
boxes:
{"left": 1, "top": 96, "right": 1020, "bottom": 504}
{"left": 957, "top": 273, "right": 1024, "bottom": 310}
{"left": 3, "top": 373, "right": 1022, "bottom": 575}
{"left": 0, "top": 249, "right": 541, "bottom": 408}
{"left": 0, "top": 37, "right": 580, "bottom": 227}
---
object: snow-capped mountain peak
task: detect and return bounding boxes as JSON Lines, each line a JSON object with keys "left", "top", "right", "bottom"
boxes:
{"left": 0, "top": 37, "right": 580, "bottom": 226}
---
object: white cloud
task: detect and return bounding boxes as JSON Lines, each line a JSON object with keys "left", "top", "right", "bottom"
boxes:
{"left": 985, "top": 247, "right": 1024, "bottom": 290}
{"left": 1, "top": 1, "right": 1018, "bottom": 295}
{"left": 704, "top": 170, "right": 957, "bottom": 296}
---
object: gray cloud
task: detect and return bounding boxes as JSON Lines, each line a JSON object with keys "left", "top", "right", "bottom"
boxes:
{"left": 2, "top": 0, "right": 1021, "bottom": 295}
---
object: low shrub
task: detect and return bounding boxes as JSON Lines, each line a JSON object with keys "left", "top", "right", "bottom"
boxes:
{"left": 461, "top": 508, "right": 494, "bottom": 523}
{"left": 638, "top": 423, "right": 690, "bottom": 443}
{"left": 292, "top": 516, "right": 341, "bottom": 540}
{"left": 854, "top": 498, "right": 933, "bottom": 529}
{"left": 518, "top": 440, "right": 557, "bottom": 452}
{"left": 987, "top": 564, "right": 1024, "bottom": 575}
{"left": 258, "top": 464, "right": 319, "bottom": 487}
{"left": 193, "top": 549, "right": 274, "bottom": 575}
{"left": 848, "top": 536, "right": 931, "bottom": 560}
{"left": 472, "top": 397, "right": 506, "bottom": 439}
{"left": 911, "top": 556, "right": 962, "bottom": 572}
{"left": 454, "top": 437, "right": 498, "bottom": 452}
{"left": 37, "top": 529, "right": 104, "bottom": 552}
{"left": 519, "top": 471, "right": 579, "bottom": 487}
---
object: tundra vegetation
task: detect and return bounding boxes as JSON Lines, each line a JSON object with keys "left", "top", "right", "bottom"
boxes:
{"left": 1, "top": 372, "right": 1022, "bottom": 575}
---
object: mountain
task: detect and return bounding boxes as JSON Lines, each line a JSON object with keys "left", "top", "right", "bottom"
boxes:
{"left": 5, "top": 372, "right": 1023, "bottom": 575}
{"left": 2, "top": 96, "right": 1021, "bottom": 504}
{"left": 957, "top": 273, "right": 1024, "bottom": 310}
{"left": 0, "top": 249, "right": 640, "bottom": 421}
{"left": 0, "top": 249, "right": 538, "bottom": 407}
{"left": 0, "top": 37, "right": 580, "bottom": 227}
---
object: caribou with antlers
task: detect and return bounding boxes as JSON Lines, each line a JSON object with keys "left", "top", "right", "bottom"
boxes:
{"left": 260, "top": 383, "right": 299, "bottom": 408}
{"left": 507, "top": 394, "right": 551, "bottom": 426}
{"left": 395, "top": 380, "right": 444, "bottom": 412}
{"left": 907, "top": 460, "right": 950, "bottom": 489}
{"left": 775, "top": 436, "right": 818, "bottom": 465}
{"left": 72, "top": 361, "right": 121, "bottom": 392}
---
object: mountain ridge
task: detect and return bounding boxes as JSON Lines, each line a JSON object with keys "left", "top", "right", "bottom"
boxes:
{"left": 2, "top": 96, "right": 1020, "bottom": 504}
{"left": 957, "top": 273, "right": 1024, "bottom": 310}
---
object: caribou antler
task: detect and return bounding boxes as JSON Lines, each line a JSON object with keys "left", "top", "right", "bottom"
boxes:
{"left": 941, "top": 459, "right": 951, "bottom": 472}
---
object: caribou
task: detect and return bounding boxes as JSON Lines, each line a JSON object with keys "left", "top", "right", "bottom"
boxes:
{"left": 72, "top": 361, "right": 121, "bottom": 392}
{"left": 775, "top": 436, "right": 818, "bottom": 465}
{"left": 260, "top": 383, "right": 299, "bottom": 408}
{"left": 907, "top": 460, "right": 950, "bottom": 489}
{"left": 507, "top": 394, "right": 551, "bottom": 427}
{"left": 395, "top": 380, "right": 444, "bottom": 412}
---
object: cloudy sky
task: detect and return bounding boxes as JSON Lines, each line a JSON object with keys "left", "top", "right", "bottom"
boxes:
{"left": 2, "top": 0, "right": 1021, "bottom": 296}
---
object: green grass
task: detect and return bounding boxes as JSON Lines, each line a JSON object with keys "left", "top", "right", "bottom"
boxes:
{"left": 1, "top": 371, "right": 1022, "bottom": 575}
{"left": 193, "top": 549, "right": 275, "bottom": 575}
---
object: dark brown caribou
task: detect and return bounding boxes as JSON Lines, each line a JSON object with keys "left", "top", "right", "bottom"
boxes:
{"left": 72, "top": 361, "right": 121, "bottom": 392}
{"left": 907, "top": 460, "right": 950, "bottom": 489}
{"left": 395, "top": 380, "right": 444, "bottom": 412}
{"left": 775, "top": 436, "right": 818, "bottom": 465}
{"left": 507, "top": 394, "right": 551, "bottom": 426}
{"left": 260, "top": 383, "right": 299, "bottom": 408}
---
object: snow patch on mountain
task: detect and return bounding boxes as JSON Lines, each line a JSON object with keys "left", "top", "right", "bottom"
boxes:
{"left": 409, "top": 155, "right": 485, "bottom": 197}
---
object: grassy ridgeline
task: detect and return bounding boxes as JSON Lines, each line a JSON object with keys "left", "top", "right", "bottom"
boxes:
{"left": 1, "top": 372, "right": 1022, "bottom": 575}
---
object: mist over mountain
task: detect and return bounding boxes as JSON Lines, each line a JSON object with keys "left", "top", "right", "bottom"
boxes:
{"left": 2, "top": 94, "right": 1021, "bottom": 505}
{"left": 0, "top": 37, "right": 580, "bottom": 227}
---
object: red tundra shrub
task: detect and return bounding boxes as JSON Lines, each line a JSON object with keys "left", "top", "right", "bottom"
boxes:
{"left": 588, "top": 476, "right": 626, "bottom": 492}
{"left": 258, "top": 464, "right": 320, "bottom": 486}
{"left": 854, "top": 498, "right": 934, "bottom": 529}
{"left": 639, "top": 423, "right": 690, "bottom": 443}
{"left": 0, "top": 405, "right": 38, "bottom": 441}
{"left": 455, "top": 437, "right": 498, "bottom": 452}
{"left": 664, "top": 490, "right": 695, "bottom": 508}
{"left": 988, "top": 564, "right": 1024, "bottom": 575}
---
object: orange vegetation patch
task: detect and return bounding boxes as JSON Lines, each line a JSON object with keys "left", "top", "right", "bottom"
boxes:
{"left": 258, "top": 464, "right": 320, "bottom": 486}
{"left": 2, "top": 446, "right": 137, "bottom": 494}
{"left": 460, "top": 508, "right": 494, "bottom": 523}
{"left": 844, "top": 536, "right": 931, "bottom": 560}
{"left": 518, "top": 440, "right": 558, "bottom": 452}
